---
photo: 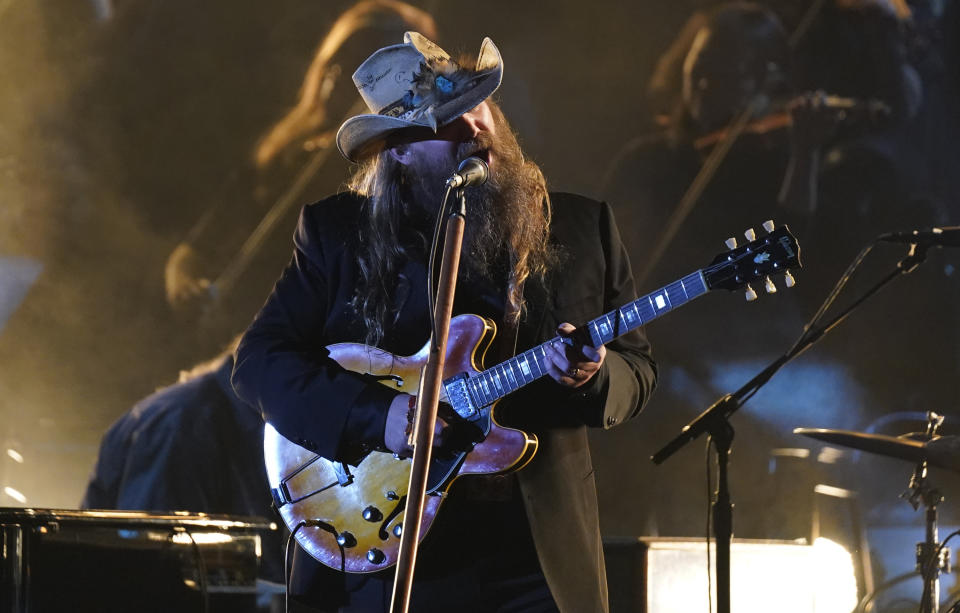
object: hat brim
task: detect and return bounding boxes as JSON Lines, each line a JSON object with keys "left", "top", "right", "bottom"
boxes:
{"left": 336, "top": 45, "right": 503, "bottom": 162}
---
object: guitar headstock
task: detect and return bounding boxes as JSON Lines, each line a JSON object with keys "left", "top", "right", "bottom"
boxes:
{"left": 703, "top": 221, "right": 801, "bottom": 300}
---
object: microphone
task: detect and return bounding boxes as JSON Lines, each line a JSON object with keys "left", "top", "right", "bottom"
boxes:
{"left": 445, "top": 157, "right": 489, "bottom": 189}
{"left": 879, "top": 226, "right": 960, "bottom": 247}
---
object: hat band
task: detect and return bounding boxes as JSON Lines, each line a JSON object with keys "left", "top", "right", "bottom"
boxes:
{"left": 380, "top": 97, "right": 423, "bottom": 120}
{"left": 375, "top": 61, "right": 490, "bottom": 122}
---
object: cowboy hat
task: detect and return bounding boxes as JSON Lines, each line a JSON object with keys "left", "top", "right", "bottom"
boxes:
{"left": 336, "top": 31, "right": 503, "bottom": 162}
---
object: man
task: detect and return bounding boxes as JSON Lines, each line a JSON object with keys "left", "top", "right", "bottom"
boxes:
{"left": 232, "top": 32, "right": 656, "bottom": 613}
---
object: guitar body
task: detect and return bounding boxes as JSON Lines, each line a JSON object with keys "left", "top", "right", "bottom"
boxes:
{"left": 263, "top": 314, "right": 538, "bottom": 573}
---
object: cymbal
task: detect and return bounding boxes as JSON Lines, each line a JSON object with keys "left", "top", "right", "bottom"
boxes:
{"left": 794, "top": 428, "right": 960, "bottom": 473}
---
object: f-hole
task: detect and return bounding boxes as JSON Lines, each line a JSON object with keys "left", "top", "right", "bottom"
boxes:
{"left": 369, "top": 373, "right": 404, "bottom": 388}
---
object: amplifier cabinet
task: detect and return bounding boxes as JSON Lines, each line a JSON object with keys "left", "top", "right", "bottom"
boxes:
{"left": 0, "top": 508, "right": 275, "bottom": 613}
{"left": 604, "top": 536, "right": 857, "bottom": 613}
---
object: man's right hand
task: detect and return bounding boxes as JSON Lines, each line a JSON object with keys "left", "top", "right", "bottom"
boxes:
{"left": 385, "top": 394, "right": 458, "bottom": 457}
{"left": 385, "top": 394, "right": 416, "bottom": 457}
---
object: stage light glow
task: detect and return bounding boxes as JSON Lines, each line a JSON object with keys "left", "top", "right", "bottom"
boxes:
{"left": 707, "top": 359, "right": 867, "bottom": 431}
{"left": 6, "top": 448, "right": 24, "bottom": 463}
{"left": 4, "top": 486, "right": 27, "bottom": 503}
{"left": 0, "top": 256, "right": 43, "bottom": 334}
{"left": 812, "top": 537, "right": 858, "bottom": 613}
{"left": 642, "top": 538, "right": 857, "bottom": 612}
{"left": 171, "top": 531, "right": 234, "bottom": 545}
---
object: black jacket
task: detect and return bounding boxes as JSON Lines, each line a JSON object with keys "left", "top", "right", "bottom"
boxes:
{"left": 232, "top": 191, "right": 657, "bottom": 612}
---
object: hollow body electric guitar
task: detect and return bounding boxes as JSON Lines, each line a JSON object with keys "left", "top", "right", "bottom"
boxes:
{"left": 264, "top": 223, "right": 801, "bottom": 573}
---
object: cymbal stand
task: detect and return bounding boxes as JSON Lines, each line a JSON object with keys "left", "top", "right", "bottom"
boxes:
{"left": 904, "top": 412, "right": 949, "bottom": 613}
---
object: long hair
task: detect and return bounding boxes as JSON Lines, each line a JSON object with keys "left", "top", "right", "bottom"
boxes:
{"left": 253, "top": 1, "right": 437, "bottom": 168}
{"left": 348, "top": 151, "right": 414, "bottom": 347}
{"left": 348, "top": 101, "right": 553, "bottom": 347}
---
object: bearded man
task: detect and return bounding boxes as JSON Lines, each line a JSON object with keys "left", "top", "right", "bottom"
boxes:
{"left": 232, "top": 32, "right": 657, "bottom": 613}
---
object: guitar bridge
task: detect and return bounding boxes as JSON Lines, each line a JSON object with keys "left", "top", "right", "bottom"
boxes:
{"left": 442, "top": 373, "right": 481, "bottom": 421}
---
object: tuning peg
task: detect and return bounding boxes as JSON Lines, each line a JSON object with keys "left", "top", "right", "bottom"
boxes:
{"left": 762, "top": 220, "right": 775, "bottom": 233}
{"left": 744, "top": 228, "right": 756, "bottom": 242}
{"left": 784, "top": 270, "right": 796, "bottom": 288}
{"left": 725, "top": 237, "right": 737, "bottom": 249}
{"left": 745, "top": 284, "right": 758, "bottom": 301}
{"left": 764, "top": 276, "right": 777, "bottom": 294}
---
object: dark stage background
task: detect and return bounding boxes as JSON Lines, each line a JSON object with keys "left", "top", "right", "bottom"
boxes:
{"left": 1, "top": 0, "right": 959, "bottom": 603}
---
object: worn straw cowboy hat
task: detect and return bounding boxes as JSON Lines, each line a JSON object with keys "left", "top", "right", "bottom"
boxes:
{"left": 336, "top": 31, "right": 503, "bottom": 162}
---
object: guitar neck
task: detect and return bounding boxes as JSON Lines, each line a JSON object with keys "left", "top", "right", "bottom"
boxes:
{"left": 465, "top": 270, "right": 708, "bottom": 408}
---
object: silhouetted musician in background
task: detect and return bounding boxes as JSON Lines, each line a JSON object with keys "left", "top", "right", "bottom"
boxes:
{"left": 163, "top": 1, "right": 437, "bottom": 346}
{"left": 81, "top": 339, "right": 285, "bottom": 586}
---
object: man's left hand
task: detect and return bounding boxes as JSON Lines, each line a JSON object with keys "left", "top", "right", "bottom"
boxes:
{"left": 545, "top": 323, "right": 606, "bottom": 388}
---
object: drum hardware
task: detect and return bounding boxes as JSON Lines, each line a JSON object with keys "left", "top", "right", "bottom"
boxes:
{"left": 796, "top": 411, "right": 956, "bottom": 613}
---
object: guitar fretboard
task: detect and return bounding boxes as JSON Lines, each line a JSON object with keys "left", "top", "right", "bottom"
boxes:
{"left": 465, "top": 271, "right": 707, "bottom": 408}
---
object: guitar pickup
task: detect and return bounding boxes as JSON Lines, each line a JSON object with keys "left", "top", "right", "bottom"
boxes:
{"left": 367, "top": 373, "right": 405, "bottom": 388}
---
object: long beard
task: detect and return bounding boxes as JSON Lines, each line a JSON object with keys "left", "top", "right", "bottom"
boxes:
{"left": 403, "top": 127, "right": 537, "bottom": 286}
{"left": 350, "top": 104, "right": 552, "bottom": 346}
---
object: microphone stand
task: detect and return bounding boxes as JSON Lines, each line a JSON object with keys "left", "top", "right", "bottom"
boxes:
{"left": 390, "top": 188, "right": 467, "bottom": 613}
{"left": 652, "top": 241, "right": 932, "bottom": 613}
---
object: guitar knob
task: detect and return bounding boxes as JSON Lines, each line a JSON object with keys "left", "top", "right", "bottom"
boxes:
{"left": 362, "top": 506, "right": 383, "bottom": 522}
{"left": 745, "top": 284, "right": 758, "bottom": 302}
{"left": 393, "top": 524, "right": 402, "bottom": 538}
{"left": 336, "top": 531, "right": 357, "bottom": 548}
{"left": 367, "top": 548, "right": 386, "bottom": 564}
{"left": 385, "top": 490, "right": 399, "bottom": 501}
{"left": 762, "top": 220, "right": 775, "bottom": 233}
{"left": 784, "top": 270, "right": 796, "bottom": 288}
{"left": 744, "top": 228, "right": 756, "bottom": 242}
{"left": 725, "top": 237, "right": 737, "bottom": 249}
{"left": 764, "top": 276, "right": 777, "bottom": 294}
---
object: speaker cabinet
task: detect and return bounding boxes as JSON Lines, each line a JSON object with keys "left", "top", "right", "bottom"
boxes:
{"left": 604, "top": 537, "right": 858, "bottom": 613}
{"left": 0, "top": 508, "right": 274, "bottom": 613}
